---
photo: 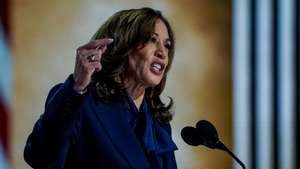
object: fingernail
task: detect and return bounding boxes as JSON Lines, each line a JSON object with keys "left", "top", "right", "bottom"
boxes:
{"left": 107, "top": 38, "right": 114, "bottom": 42}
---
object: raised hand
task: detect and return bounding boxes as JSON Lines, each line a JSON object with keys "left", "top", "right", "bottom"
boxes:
{"left": 73, "top": 38, "right": 113, "bottom": 93}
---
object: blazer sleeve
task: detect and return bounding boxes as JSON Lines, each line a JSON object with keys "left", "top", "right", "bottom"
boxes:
{"left": 24, "top": 75, "right": 84, "bottom": 169}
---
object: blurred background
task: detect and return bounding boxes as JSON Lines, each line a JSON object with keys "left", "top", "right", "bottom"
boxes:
{"left": 0, "top": 0, "right": 299, "bottom": 169}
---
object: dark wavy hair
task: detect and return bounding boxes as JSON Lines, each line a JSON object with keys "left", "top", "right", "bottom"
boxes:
{"left": 91, "top": 7, "right": 175, "bottom": 123}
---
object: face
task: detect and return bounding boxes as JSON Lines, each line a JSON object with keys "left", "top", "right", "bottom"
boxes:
{"left": 127, "top": 19, "right": 171, "bottom": 88}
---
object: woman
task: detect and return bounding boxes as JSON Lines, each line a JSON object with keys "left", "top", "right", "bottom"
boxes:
{"left": 24, "top": 7, "right": 177, "bottom": 169}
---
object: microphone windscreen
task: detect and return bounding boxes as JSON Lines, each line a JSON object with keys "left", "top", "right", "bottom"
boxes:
{"left": 195, "top": 120, "right": 219, "bottom": 148}
{"left": 180, "top": 126, "right": 203, "bottom": 146}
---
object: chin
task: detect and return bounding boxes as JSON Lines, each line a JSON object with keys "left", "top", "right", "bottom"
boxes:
{"left": 145, "top": 77, "right": 163, "bottom": 87}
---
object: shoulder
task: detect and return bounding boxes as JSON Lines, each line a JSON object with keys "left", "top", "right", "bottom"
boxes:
{"left": 48, "top": 84, "right": 63, "bottom": 97}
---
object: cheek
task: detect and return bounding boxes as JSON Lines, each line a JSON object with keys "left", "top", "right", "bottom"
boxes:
{"left": 166, "top": 57, "right": 169, "bottom": 67}
{"left": 128, "top": 47, "right": 155, "bottom": 74}
{"left": 128, "top": 55, "right": 146, "bottom": 75}
{"left": 133, "top": 51, "right": 151, "bottom": 68}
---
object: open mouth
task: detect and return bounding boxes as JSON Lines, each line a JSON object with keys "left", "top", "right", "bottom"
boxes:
{"left": 150, "top": 62, "right": 165, "bottom": 75}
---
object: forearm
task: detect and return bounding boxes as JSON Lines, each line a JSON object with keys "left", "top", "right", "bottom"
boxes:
{"left": 42, "top": 75, "right": 84, "bottom": 132}
{"left": 24, "top": 75, "right": 83, "bottom": 168}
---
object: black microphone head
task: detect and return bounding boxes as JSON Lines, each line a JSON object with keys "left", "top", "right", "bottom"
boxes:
{"left": 181, "top": 120, "right": 247, "bottom": 169}
{"left": 196, "top": 120, "right": 219, "bottom": 148}
{"left": 180, "top": 126, "right": 203, "bottom": 146}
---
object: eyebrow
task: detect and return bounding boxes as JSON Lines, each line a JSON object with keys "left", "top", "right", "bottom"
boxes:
{"left": 153, "top": 32, "right": 171, "bottom": 44}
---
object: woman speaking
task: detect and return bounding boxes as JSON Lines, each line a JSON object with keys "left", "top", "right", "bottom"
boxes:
{"left": 24, "top": 7, "right": 178, "bottom": 169}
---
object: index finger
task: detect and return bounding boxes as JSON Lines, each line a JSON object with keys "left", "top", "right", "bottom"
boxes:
{"left": 80, "top": 38, "right": 114, "bottom": 50}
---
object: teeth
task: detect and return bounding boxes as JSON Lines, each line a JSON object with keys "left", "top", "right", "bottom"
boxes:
{"left": 152, "top": 63, "right": 162, "bottom": 71}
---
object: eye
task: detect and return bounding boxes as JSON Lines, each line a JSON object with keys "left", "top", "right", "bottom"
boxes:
{"left": 150, "top": 35, "right": 158, "bottom": 43}
{"left": 165, "top": 42, "right": 171, "bottom": 49}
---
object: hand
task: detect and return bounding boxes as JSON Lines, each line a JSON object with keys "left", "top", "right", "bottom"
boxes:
{"left": 73, "top": 38, "right": 113, "bottom": 93}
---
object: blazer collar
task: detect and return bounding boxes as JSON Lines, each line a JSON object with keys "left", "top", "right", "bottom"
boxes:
{"left": 89, "top": 95, "right": 150, "bottom": 169}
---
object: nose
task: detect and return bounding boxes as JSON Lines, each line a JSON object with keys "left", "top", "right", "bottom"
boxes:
{"left": 155, "top": 41, "right": 167, "bottom": 59}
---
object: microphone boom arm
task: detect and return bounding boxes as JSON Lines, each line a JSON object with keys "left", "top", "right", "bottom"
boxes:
{"left": 216, "top": 141, "right": 246, "bottom": 169}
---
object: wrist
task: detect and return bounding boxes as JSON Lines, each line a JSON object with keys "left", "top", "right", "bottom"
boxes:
{"left": 72, "top": 75, "right": 87, "bottom": 94}
{"left": 73, "top": 85, "right": 87, "bottom": 94}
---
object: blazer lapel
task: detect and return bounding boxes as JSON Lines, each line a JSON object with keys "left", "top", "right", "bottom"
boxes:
{"left": 89, "top": 96, "right": 150, "bottom": 169}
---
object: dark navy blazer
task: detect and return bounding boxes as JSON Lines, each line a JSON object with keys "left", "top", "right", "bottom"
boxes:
{"left": 24, "top": 76, "right": 177, "bottom": 169}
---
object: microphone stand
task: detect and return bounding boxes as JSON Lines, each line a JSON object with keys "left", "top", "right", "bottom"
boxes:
{"left": 215, "top": 141, "right": 246, "bottom": 169}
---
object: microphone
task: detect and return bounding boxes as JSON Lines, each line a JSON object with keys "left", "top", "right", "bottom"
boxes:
{"left": 181, "top": 120, "right": 246, "bottom": 169}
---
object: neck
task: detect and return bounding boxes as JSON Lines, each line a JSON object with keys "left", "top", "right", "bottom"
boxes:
{"left": 123, "top": 78, "right": 146, "bottom": 110}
